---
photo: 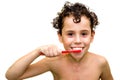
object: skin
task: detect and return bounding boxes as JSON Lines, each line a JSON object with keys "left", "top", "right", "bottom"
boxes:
{"left": 5, "top": 16, "right": 113, "bottom": 80}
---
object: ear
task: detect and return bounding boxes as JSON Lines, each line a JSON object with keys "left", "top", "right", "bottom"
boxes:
{"left": 57, "top": 32, "right": 63, "bottom": 43}
{"left": 91, "top": 31, "right": 95, "bottom": 42}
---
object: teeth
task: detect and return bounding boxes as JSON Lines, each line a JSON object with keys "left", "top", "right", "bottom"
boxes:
{"left": 72, "top": 48, "right": 82, "bottom": 50}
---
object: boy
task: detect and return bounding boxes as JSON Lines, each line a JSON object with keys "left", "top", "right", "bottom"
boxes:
{"left": 6, "top": 1, "right": 113, "bottom": 80}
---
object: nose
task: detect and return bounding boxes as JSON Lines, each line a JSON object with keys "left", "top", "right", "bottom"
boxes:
{"left": 74, "top": 35, "right": 81, "bottom": 44}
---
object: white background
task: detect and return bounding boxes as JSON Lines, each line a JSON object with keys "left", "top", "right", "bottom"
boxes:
{"left": 0, "top": 0, "right": 120, "bottom": 80}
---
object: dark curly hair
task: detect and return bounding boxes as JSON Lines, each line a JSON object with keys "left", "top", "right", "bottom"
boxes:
{"left": 52, "top": 1, "right": 99, "bottom": 35}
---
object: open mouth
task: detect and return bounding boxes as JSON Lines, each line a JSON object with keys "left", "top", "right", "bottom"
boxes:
{"left": 72, "top": 47, "right": 82, "bottom": 51}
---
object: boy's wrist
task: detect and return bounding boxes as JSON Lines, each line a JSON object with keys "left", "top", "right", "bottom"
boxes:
{"left": 37, "top": 47, "right": 44, "bottom": 56}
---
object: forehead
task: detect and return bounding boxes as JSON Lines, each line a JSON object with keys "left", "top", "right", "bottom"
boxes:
{"left": 63, "top": 16, "right": 91, "bottom": 30}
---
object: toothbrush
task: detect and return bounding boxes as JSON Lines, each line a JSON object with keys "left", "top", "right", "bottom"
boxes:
{"left": 40, "top": 50, "right": 81, "bottom": 55}
{"left": 61, "top": 50, "right": 81, "bottom": 54}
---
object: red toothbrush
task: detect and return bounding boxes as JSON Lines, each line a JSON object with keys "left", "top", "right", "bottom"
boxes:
{"left": 40, "top": 50, "right": 81, "bottom": 55}
{"left": 61, "top": 50, "right": 81, "bottom": 54}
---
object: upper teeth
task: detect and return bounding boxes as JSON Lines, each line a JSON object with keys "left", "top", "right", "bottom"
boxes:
{"left": 72, "top": 48, "right": 82, "bottom": 50}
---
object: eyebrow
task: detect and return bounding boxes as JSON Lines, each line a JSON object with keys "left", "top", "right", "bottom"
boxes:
{"left": 65, "top": 29, "right": 90, "bottom": 32}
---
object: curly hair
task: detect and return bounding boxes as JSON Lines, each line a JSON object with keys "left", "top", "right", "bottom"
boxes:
{"left": 52, "top": 1, "right": 99, "bottom": 35}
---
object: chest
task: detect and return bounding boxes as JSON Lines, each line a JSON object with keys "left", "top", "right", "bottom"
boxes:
{"left": 51, "top": 62, "right": 101, "bottom": 80}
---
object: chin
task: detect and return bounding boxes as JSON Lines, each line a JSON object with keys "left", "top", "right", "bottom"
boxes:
{"left": 71, "top": 53, "right": 84, "bottom": 61}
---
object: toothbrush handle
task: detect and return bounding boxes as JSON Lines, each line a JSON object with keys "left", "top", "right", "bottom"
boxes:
{"left": 40, "top": 50, "right": 81, "bottom": 55}
{"left": 62, "top": 50, "right": 81, "bottom": 53}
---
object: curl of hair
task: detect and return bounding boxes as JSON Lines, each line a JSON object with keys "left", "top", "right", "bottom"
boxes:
{"left": 52, "top": 1, "right": 99, "bottom": 35}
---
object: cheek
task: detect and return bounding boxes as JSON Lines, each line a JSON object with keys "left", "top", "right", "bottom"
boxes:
{"left": 83, "top": 38, "right": 92, "bottom": 45}
{"left": 62, "top": 38, "right": 73, "bottom": 44}
{"left": 62, "top": 38, "right": 73, "bottom": 48}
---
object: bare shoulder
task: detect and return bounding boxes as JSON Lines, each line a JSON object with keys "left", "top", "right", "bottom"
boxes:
{"left": 89, "top": 52, "right": 108, "bottom": 67}
{"left": 88, "top": 52, "right": 113, "bottom": 79}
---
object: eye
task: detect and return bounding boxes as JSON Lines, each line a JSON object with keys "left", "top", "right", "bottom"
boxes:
{"left": 67, "top": 32, "right": 73, "bottom": 37}
{"left": 81, "top": 32, "right": 88, "bottom": 36}
{"left": 68, "top": 33, "right": 73, "bottom": 36}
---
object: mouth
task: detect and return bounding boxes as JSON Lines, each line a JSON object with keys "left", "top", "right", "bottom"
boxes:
{"left": 72, "top": 47, "right": 82, "bottom": 50}
{"left": 71, "top": 47, "right": 83, "bottom": 53}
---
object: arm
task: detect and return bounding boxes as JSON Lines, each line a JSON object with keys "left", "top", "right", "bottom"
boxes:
{"left": 5, "top": 44, "right": 61, "bottom": 80}
{"left": 100, "top": 59, "right": 113, "bottom": 80}
{"left": 5, "top": 48, "right": 41, "bottom": 80}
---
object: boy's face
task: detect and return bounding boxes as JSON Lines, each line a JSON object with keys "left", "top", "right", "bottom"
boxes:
{"left": 58, "top": 15, "right": 95, "bottom": 61}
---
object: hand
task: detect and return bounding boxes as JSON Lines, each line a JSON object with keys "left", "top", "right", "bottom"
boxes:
{"left": 39, "top": 44, "right": 62, "bottom": 57}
